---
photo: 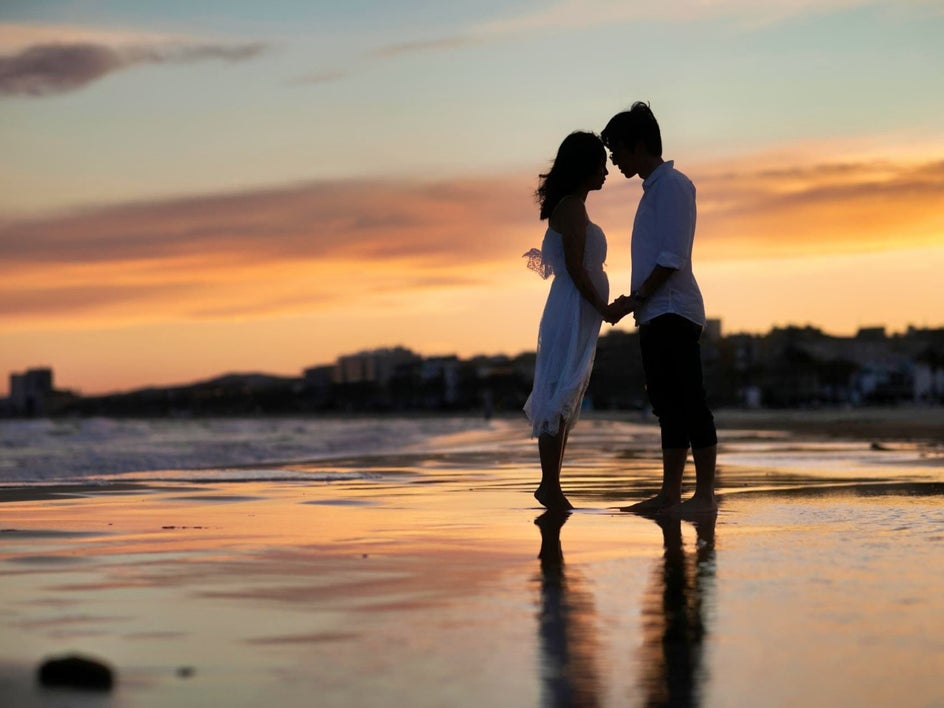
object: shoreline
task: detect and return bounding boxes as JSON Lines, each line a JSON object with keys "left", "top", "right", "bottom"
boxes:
{"left": 595, "top": 404, "right": 944, "bottom": 443}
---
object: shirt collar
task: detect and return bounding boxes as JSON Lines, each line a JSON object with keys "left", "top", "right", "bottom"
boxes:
{"left": 642, "top": 160, "right": 673, "bottom": 191}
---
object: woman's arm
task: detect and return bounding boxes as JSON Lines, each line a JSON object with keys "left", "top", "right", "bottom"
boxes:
{"left": 553, "top": 198, "right": 609, "bottom": 318}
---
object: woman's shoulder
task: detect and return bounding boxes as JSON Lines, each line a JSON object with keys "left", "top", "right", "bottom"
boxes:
{"left": 552, "top": 194, "right": 586, "bottom": 214}
{"left": 549, "top": 195, "right": 588, "bottom": 231}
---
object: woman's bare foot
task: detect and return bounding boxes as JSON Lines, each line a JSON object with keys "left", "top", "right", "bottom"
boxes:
{"left": 535, "top": 486, "right": 574, "bottom": 511}
{"left": 620, "top": 492, "right": 681, "bottom": 515}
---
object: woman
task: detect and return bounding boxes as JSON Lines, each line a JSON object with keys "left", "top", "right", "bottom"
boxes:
{"left": 524, "top": 131, "right": 611, "bottom": 510}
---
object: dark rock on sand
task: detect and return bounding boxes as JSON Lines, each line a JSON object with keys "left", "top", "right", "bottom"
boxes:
{"left": 38, "top": 654, "right": 114, "bottom": 690}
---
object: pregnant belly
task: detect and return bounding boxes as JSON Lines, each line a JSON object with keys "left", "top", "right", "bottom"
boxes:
{"left": 589, "top": 269, "right": 609, "bottom": 301}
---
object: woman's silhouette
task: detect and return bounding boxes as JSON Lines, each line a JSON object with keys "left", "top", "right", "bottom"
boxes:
{"left": 534, "top": 511, "right": 602, "bottom": 707}
{"left": 524, "top": 132, "right": 611, "bottom": 511}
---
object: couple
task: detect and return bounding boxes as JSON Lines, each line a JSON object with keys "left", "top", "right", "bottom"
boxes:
{"left": 524, "top": 102, "right": 718, "bottom": 516}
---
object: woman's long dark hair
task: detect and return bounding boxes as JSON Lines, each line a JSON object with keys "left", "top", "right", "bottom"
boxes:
{"left": 536, "top": 131, "right": 606, "bottom": 220}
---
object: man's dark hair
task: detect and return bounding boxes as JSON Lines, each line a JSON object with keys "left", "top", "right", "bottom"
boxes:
{"left": 601, "top": 101, "right": 662, "bottom": 157}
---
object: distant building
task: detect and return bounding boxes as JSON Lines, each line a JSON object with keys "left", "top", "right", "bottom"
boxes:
{"left": 704, "top": 318, "right": 722, "bottom": 342}
{"left": 333, "top": 347, "right": 420, "bottom": 385}
{"left": 856, "top": 326, "right": 887, "bottom": 342}
{"left": 301, "top": 364, "right": 335, "bottom": 407}
{"left": 9, "top": 367, "right": 54, "bottom": 415}
{"left": 914, "top": 356, "right": 944, "bottom": 403}
{"left": 6, "top": 324, "right": 944, "bottom": 418}
{"left": 420, "top": 356, "right": 461, "bottom": 406}
{"left": 302, "top": 365, "right": 334, "bottom": 388}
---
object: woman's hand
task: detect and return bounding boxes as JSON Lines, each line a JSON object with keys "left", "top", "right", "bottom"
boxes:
{"left": 603, "top": 295, "right": 634, "bottom": 324}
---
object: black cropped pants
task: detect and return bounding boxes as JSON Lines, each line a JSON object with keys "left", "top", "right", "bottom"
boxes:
{"left": 639, "top": 314, "right": 717, "bottom": 451}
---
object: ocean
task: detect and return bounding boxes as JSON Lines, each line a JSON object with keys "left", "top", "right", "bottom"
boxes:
{"left": 1, "top": 412, "right": 939, "bottom": 487}
{"left": 0, "top": 415, "right": 511, "bottom": 484}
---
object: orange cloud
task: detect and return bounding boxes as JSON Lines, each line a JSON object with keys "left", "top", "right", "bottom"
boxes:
{"left": 0, "top": 176, "right": 535, "bottom": 329}
{"left": 690, "top": 156, "right": 944, "bottom": 258}
{"left": 2, "top": 152, "right": 942, "bottom": 331}
{"left": 2, "top": 176, "right": 533, "bottom": 265}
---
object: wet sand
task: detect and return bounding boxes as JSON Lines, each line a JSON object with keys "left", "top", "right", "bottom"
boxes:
{"left": 1, "top": 414, "right": 943, "bottom": 707}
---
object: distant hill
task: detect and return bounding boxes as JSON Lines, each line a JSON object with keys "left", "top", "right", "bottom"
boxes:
{"left": 183, "top": 372, "right": 300, "bottom": 390}
{"left": 61, "top": 372, "right": 304, "bottom": 416}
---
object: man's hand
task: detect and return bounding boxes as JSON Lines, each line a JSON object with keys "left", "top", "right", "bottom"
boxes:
{"left": 603, "top": 294, "right": 634, "bottom": 324}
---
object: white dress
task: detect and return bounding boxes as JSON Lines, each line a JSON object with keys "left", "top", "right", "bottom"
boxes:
{"left": 523, "top": 221, "right": 608, "bottom": 437}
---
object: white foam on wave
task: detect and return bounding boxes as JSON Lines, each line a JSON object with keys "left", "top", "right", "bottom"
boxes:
{"left": 0, "top": 416, "right": 500, "bottom": 484}
{"left": 10, "top": 415, "right": 933, "bottom": 487}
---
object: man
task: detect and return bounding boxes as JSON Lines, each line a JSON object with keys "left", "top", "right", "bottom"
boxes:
{"left": 603, "top": 102, "right": 718, "bottom": 514}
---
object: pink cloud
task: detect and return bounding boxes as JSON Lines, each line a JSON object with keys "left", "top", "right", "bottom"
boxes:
{"left": 0, "top": 40, "right": 265, "bottom": 97}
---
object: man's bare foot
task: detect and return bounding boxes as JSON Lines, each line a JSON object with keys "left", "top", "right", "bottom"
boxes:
{"left": 679, "top": 493, "right": 718, "bottom": 517}
{"left": 620, "top": 492, "right": 680, "bottom": 515}
{"left": 535, "top": 486, "right": 574, "bottom": 511}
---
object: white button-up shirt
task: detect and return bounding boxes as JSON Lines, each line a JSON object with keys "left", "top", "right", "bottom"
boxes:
{"left": 630, "top": 160, "right": 706, "bottom": 327}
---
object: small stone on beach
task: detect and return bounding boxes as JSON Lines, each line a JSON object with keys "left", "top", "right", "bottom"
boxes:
{"left": 38, "top": 654, "right": 114, "bottom": 690}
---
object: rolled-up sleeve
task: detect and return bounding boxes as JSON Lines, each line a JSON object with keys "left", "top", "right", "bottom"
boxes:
{"left": 631, "top": 162, "right": 706, "bottom": 326}
{"left": 655, "top": 177, "right": 695, "bottom": 270}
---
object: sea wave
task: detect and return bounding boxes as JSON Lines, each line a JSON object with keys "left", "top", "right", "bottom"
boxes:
{"left": 2, "top": 414, "right": 939, "bottom": 486}
{"left": 0, "top": 416, "right": 504, "bottom": 484}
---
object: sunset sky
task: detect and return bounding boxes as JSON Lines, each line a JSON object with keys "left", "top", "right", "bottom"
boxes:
{"left": 2, "top": 1, "right": 943, "bottom": 395}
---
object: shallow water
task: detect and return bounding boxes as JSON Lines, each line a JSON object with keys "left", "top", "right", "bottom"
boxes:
{"left": 3, "top": 414, "right": 939, "bottom": 487}
{"left": 1, "top": 415, "right": 943, "bottom": 707}
{"left": 0, "top": 416, "right": 497, "bottom": 483}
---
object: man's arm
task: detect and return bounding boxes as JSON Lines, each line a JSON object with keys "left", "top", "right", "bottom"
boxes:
{"left": 633, "top": 176, "right": 694, "bottom": 304}
{"left": 632, "top": 264, "right": 676, "bottom": 304}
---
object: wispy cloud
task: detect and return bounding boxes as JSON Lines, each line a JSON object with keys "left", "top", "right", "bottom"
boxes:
{"left": 478, "top": 0, "right": 909, "bottom": 34}
{"left": 296, "top": 34, "right": 475, "bottom": 87}
{"left": 0, "top": 23, "right": 266, "bottom": 97}
{"left": 298, "top": 0, "right": 932, "bottom": 86}
{"left": 0, "top": 22, "right": 184, "bottom": 51}
{"left": 2, "top": 152, "right": 941, "bottom": 327}
{"left": 293, "top": 68, "right": 353, "bottom": 85}
{"left": 371, "top": 36, "right": 478, "bottom": 59}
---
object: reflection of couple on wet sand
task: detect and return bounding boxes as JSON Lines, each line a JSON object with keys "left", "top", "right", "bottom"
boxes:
{"left": 524, "top": 102, "right": 717, "bottom": 516}
{"left": 535, "top": 510, "right": 716, "bottom": 707}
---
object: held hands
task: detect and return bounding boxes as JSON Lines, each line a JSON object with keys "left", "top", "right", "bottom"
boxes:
{"left": 602, "top": 294, "right": 635, "bottom": 325}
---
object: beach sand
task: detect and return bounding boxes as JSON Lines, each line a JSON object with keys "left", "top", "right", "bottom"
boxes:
{"left": 1, "top": 411, "right": 943, "bottom": 707}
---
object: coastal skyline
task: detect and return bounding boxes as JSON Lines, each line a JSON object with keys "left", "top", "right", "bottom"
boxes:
{"left": 2, "top": 1, "right": 944, "bottom": 395}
